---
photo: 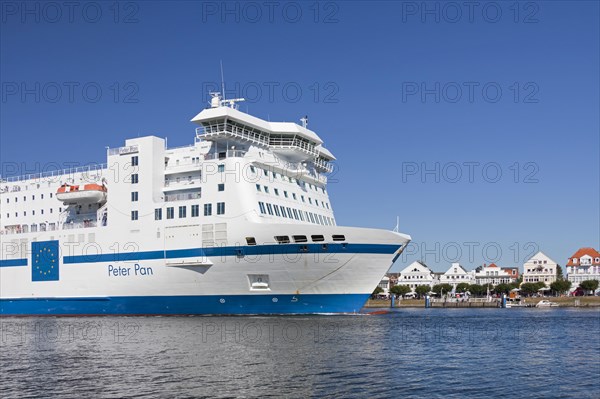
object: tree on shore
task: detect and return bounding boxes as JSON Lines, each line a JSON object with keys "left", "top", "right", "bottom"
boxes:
{"left": 579, "top": 280, "right": 599, "bottom": 295}
{"left": 390, "top": 284, "right": 411, "bottom": 297}
{"left": 493, "top": 283, "right": 512, "bottom": 295}
{"left": 520, "top": 282, "right": 546, "bottom": 296}
{"left": 431, "top": 283, "right": 453, "bottom": 296}
{"left": 371, "top": 286, "right": 383, "bottom": 298}
{"left": 556, "top": 265, "right": 564, "bottom": 280}
{"left": 415, "top": 285, "right": 430, "bottom": 299}
{"left": 468, "top": 284, "right": 486, "bottom": 297}
{"left": 456, "top": 282, "right": 471, "bottom": 293}
{"left": 550, "top": 280, "right": 572, "bottom": 296}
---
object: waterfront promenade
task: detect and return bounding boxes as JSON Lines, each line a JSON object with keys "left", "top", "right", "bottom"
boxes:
{"left": 365, "top": 296, "right": 600, "bottom": 308}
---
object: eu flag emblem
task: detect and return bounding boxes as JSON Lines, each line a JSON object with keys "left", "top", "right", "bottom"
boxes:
{"left": 32, "top": 241, "right": 59, "bottom": 282}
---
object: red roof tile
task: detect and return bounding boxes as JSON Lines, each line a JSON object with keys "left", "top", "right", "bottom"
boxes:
{"left": 566, "top": 247, "right": 600, "bottom": 266}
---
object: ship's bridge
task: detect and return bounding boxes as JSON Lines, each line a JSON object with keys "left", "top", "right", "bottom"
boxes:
{"left": 191, "top": 99, "right": 333, "bottom": 165}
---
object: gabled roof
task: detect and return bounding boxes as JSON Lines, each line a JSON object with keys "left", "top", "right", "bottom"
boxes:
{"left": 567, "top": 247, "right": 600, "bottom": 266}
{"left": 399, "top": 260, "right": 433, "bottom": 275}
{"left": 524, "top": 251, "right": 557, "bottom": 266}
{"left": 443, "top": 263, "right": 469, "bottom": 275}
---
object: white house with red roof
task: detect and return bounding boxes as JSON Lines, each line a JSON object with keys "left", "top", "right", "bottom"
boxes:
{"left": 566, "top": 247, "right": 600, "bottom": 288}
{"left": 474, "top": 263, "right": 514, "bottom": 286}
{"left": 523, "top": 251, "right": 558, "bottom": 287}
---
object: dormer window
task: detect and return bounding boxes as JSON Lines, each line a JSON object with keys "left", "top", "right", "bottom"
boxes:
{"left": 573, "top": 258, "right": 578, "bottom": 264}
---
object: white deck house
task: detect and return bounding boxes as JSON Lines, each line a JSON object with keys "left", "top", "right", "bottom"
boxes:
{"left": 439, "top": 263, "right": 475, "bottom": 289}
{"left": 474, "top": 263, "right": 513, "bottom": 286}
{"left": 397, "top": 261, "right": 435, "bottom": 292}
{"left": 566, "top": 247, "right": 600, "bottom": 288}
{"left": 522, "top": 251, "right": 558, "bottom": 286}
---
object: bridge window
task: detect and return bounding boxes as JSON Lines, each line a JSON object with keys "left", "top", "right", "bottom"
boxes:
{"left": 179, "top": 206, "right": 187, "bottom": 218}
{"left": 332, "top": 235, "right": 346, "bottom": 242}
{"left": 167, "top": 207, "right": 174, "bottom": 219}
{"left": 191, "top": 205, "right": 199, "bottom": 217}
{"left": 131, "top": 156, "right": 139, "bottom": 166}
{"left": 217, "top": 202, "right": 225, "bottom": 215}
{"left": 258, "top": 202, "right": 266, "bottom": 214}
{"left": 204, "top": 203, "right": 212, "bottom": 216}
{"left": 131, "top": 192, "right": 138, "bottom": 201}
{"left": 155, "top": 208, "right": 162, "bottom": 220}
{"left": 131, "top": 211, "right": 138, "bottom": 221}
{"left": 246, "top": 237, "right": 257, "bottom": 246}
{"left": 311, "top": 235, "right": 325, "bottom": 242}
{"left": 131, "top": 174, "right": 139, "bottom": 184}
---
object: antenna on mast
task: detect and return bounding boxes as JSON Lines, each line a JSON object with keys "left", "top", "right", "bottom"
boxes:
{"left": 393, "top": 216, "right": 399, "bottom": 232}
{"left": 220, "top": 60, "right": 226, "bottom": 100}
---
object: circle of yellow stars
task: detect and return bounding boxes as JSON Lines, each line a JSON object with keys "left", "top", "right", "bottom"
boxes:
{"left": 35, "top": 247, "right": 56, "bottom": 276}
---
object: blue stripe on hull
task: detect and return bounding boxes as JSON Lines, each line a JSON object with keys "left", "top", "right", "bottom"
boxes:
{"left": 0, "top": 294, "right": 371, "bottom": 316}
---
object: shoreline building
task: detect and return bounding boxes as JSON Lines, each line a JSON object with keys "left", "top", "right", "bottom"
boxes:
{"left": 439, "top": 263, "right": 474, "bottom": 290}
{"left": 566, "top": 247, "right": 600, "bottom": 288}
{"left": 522, "top": 251, "right": 558, "bottom": 286}
{"left": 474, "top": 263, "right": 515, "bottom": 286}
{"left": 397, "top": 261, "right": 435, "bottom": 293}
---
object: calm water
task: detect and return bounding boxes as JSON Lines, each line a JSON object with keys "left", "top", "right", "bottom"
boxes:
{"left": 1, "top": 308, "right": 599, "bottom": 398}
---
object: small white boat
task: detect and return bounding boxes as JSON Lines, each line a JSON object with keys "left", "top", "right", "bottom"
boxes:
{"left": 536, "top": 300, "right": 559, "bottom": 307}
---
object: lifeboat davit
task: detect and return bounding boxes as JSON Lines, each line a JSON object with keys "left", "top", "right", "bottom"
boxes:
{"left": 56, "top": 184, "right": 107, "bottom": 204}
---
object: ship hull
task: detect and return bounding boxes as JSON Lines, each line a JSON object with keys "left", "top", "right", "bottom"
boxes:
{"left": 1, "top": 230, "right": 409, "bottom": 316}
{"left": 0, "top": 293, "right": 371, "bottom": 316}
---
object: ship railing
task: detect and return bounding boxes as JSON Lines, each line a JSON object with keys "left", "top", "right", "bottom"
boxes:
{"left": 164, "top": 179, "right": 201, "bottom": 187}
{"left": 203, "top": 150, "right": 247, "bottom": 161}
{"left": 0, "top": 163, "right": 108, "bottom": 184}
{"left": 165, "top": 192, "right": 202, "bottom": 202}
{"left": 314, "top": 158, "right": 333, "bottom": 173}
{"left": 196, "top": 124, "right": 270, "bottom": 147}
{"left": 63, "top": 220, "right": 98, "bottom": 230}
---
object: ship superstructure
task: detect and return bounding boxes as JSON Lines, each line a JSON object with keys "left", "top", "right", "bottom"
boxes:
{"left": 0, "top": 94, "right": 410, "bottom": 315}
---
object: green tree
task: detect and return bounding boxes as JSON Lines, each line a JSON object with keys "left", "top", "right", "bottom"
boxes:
{"left": 468, "top": 284, "right": 486, "bottom": 297}
{"left": 431, "top": 283, "right": 453, "bottom": 296}
{"left": 556, "top": 265, "right": 564, "bottom": 280}
{"left": 371, "top": 286, "right": 383, "bottom": 298}
{"left": 550, "top": 280, "right": 572, "bottom": 296}
{"left": 390, "top": 284, "right": 411, "bottom": 297}
{"left": 456, "top": 282, "right": 471, "bottom": 293}
{"left": 415, "top": 285, "right": 430, "bottom": 299}
{"left": 493, "top": 283, "right": 512, "bottom": 295}
{"left": 579, "top": 280, "right": 599, "bottom": 295}
{"left": 520, "top": 282, "right": 546, "bottom": 296}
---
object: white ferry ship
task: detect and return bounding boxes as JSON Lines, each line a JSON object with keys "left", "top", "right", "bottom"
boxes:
{"left": 0, "top": 94, "right": 411, "bottom": 315}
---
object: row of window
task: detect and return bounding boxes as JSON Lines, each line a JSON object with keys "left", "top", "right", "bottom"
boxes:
{"left": 149, "top": 203, "right": 226, "bottom": 221}
{"left": 271, "top": 234, "right": 346, "bottom": 244}
{"left": 5, "top": 192, "right": 54, "bottom": 203}
{"left": 256, "top": 185, "right": 330, "bottom": 210}
{"left": 257, "top": 201, "right": 334, "bottom": 226}
{"left": 251, "top": 166, "right": 326, "bottom": 194}
{"left": 4, "top": 207, "right": 61, "bottom": 219}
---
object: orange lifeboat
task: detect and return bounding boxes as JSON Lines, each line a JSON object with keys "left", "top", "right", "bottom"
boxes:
{"left": 56, "top": 183, "right": 107, "bottom": 204}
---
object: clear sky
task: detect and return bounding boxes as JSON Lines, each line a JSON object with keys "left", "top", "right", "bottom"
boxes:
{"left": 1, "top": 1, "right": 598, "bottom": 272}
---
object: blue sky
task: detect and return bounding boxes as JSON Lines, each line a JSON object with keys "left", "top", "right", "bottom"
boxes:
{"left": 1, "top": 1, "right": 598, "bottom": 272}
